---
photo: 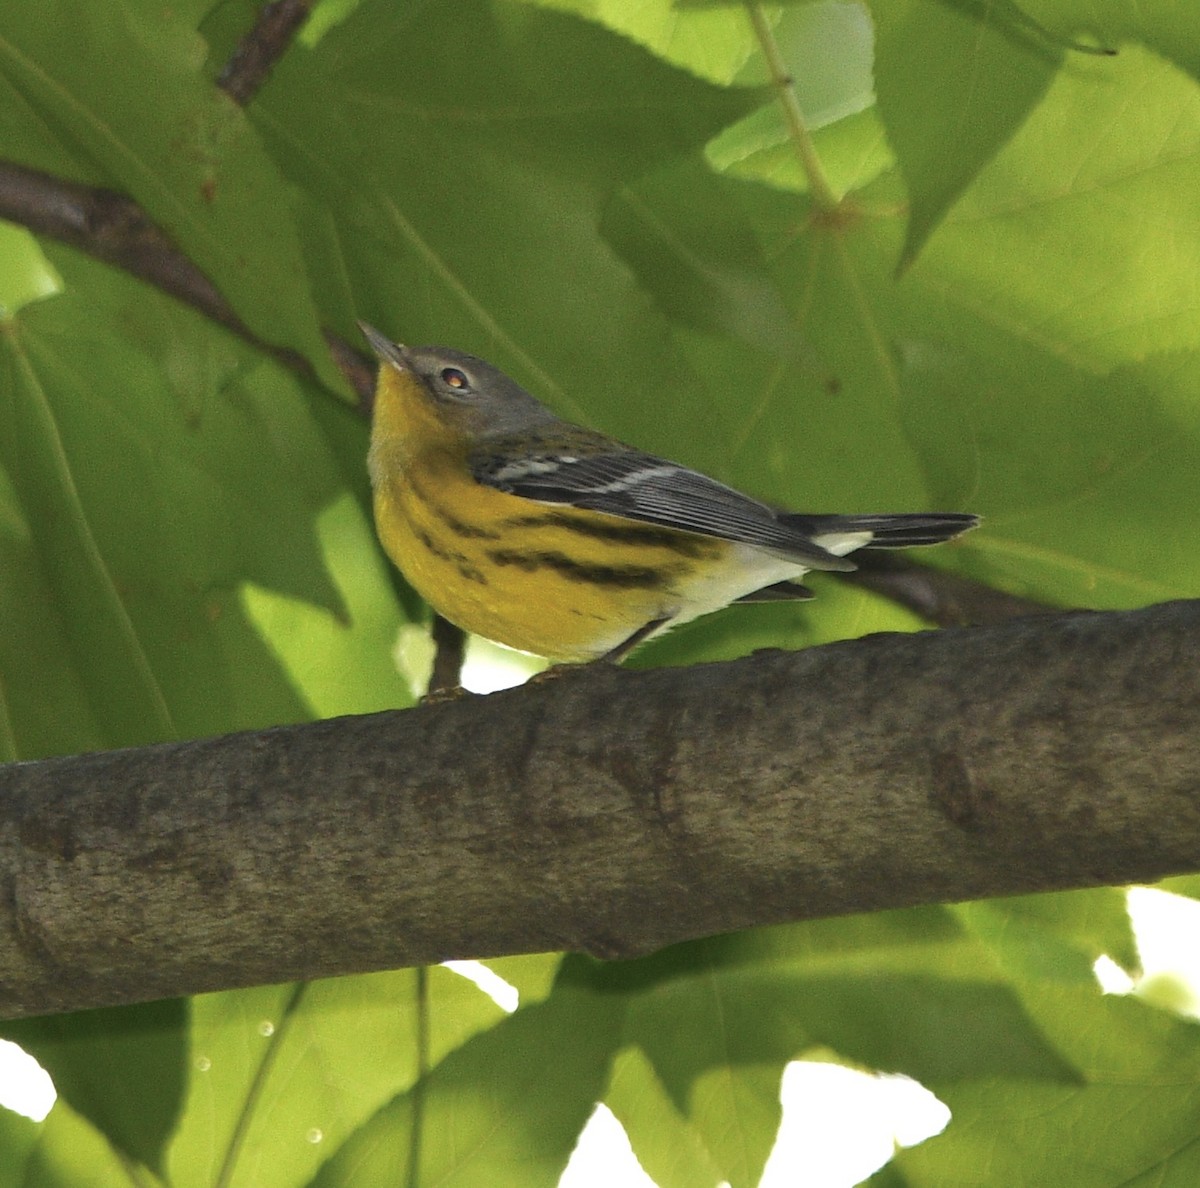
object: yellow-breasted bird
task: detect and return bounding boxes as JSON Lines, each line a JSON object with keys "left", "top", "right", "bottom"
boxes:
{"left": 362, "top": 324, "right": 978, "bottom": 664}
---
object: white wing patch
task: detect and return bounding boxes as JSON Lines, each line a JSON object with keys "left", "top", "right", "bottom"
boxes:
{"left": 491, "top": 456, "right": 579, "bottom": 482}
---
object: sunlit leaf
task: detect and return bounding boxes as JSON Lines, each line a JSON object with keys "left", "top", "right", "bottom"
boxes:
{"left": 169, "top": 968, "right": 505, "bottom": 1188}
{"left": 311, "top": 965, "right": 623, "bottom": 1188}
{"left": 0, "top": 1000, "right": 186, "bottom": 1177}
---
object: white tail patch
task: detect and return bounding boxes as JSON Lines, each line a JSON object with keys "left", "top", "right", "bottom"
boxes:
{"left": 812, "top": 531, "right": 874, "bottom": 557}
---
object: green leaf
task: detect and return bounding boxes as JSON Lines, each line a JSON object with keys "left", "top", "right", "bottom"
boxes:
{"left": 1158, "top": 875, "right": 1200, "bottom": 903}
{"left": 710, "top": 104, "right": 894, "bottom": 199}
{"left": 868, "top": 0, "right": 1061, "bottom": 270}
{"left": 930, "top": 0, "right": 1114, "bottom": 55}
{"left": 480, "top": 953, "right": 564, "bottom": 1008}
{"left": 601, "top": 156, "right": 803, "bottom": 355}
{"left": 6, "top": 1099, "right": 136, "bottom": 1188}
{"left": 250, "top": 0, "right": 765, "bottom": 454}
{"left": 0, "top": 1107, "right": 41, "bottom": 1188}
{"left": 1, "top": 247, "right": 405, "bottom": 757}
{"left": 239, "top": 492, "right": 413, "bottom": 719}
{"left": 905, "top": 343, "right": 1200, "bottom": 608}
{"left": 915, "top": 42, "right": 1200, "bottom": 366}
{"left": 0, "top": 2, "right": 342, "bottom": 392}
{"left": 0, "top": 223, "right": 60, "bottom": 315}
{"left": 1022, "top": 0, "right": 1200, "bottom": 81}
{"left": 1, "top": 316, "right": 178, "bottom": 748}
{"left": 676, "top": 128, "right": 1200, "bottom": 615}
{"left": 604, "top": 1046, "right": 725, "bottom": 1188}
{"left": 609, "top": 912, "right": 1083, "bottom": 1185}
{"left": 955, "top": 890, "right": 1138, "bottom": 986}
{"left": 168, "top": 968, "right": 505, "bottom": 1188}
{"left": 624, "top": 925, "right": 1079, "bottom": 1082}
{"left": 706, "top": 0, "right": 880, "bottom": 200}
{"left": 311, "top": 963, "right": 623, "bottom": 1188}
{"left": 631, "top": 179, "right": 973, "bottom": 512}
{"left": 0, "top": 999, "right": 186, "bottom": 1178}
{"left": 524, "top": 0, "right": 759, "bottom": 83}
{"left": 887, "top": 990, "right": 1200, "bottom": 1184}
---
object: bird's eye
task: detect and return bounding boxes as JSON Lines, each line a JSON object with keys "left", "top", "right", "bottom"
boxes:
{"left": 440, "top": 367, "right": 471, "bottom": 392}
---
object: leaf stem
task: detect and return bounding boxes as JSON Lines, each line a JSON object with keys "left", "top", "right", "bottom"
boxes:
{"left": 743, "top": 2, "right": 840, "bottom": 211}
{"left": 406, "top": 965, "right": 430, "bottom": 1188}
{"left": 215, "top": 982, "right": 309, "bottom": 1188}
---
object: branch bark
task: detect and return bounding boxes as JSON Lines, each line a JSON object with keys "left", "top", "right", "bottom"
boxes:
{"left": 1, "top": 600, "right": 1197, "bottom": 1020}
{"left": 217, "top": 0, "right": 315, "bottom": 106}
{"left": 0, "top": 159, "right": 376, "bottom": 411}
{"left": 844, "top": 551, "right": 1054, "bottom": 625}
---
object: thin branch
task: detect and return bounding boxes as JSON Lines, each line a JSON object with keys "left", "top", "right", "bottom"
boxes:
{"left": 323, "top": 326, "right": 376, "bottom": 412}
{"left": 844, "top": 551, "right": 1054, "bottom": 626}
{"left": 1, "top": 0, "right": 368, "bottom": 409}
{"left": 0, "top": 159, "right": 376, "bottom": 412}
{"left": 0, "top": 161, "right": 251, "bottom": 344}
{"left": 217, "top": 0, "right": 316, "bottom": 106}
{"left": 1, "top": 598, "right": 1197, "bottom": 1020}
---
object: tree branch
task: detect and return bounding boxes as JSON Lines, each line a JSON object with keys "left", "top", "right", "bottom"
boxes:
{"left": 0, "top": 1, "right": 369, "bottom": 409}
{"left": 844, "top": 551, "right": 1054, "bottom": 626}
{"left": 1, "top": 600, "right": 1196, "bottom": 1020}
{"left": 217, "top": 0, "right": 315, "bottom": 106}
{"left": 0, "top": 162, "right": 376, "bottom": 412}
{"left": 0, "top": 161, "right": 239, "bottom": 338}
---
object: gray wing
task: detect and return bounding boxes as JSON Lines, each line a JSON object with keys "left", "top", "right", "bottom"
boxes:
{"left": 470, "top": 446, "right": 857, "bottom": 571}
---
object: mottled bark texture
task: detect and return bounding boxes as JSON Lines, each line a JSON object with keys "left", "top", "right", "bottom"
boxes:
{"left": 1, "top": 599, "right": 1197, "bottom": 1019}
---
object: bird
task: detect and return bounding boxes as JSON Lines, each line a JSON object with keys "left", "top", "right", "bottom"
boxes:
{"left": 362, "top": 324, "right": 978, "bottom": 664}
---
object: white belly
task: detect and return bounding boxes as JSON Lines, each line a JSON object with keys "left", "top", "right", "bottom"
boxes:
{"left": 603, "top": 530, "right": 874, "bottom": 652}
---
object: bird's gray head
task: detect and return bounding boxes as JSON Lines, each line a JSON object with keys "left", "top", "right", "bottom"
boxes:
{"left": 360, "top": 324, "right": 557, "bottom": 439}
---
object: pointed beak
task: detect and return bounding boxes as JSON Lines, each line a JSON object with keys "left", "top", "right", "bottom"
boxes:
{"left": 358, "top": 322, "right": 411, "bottom": 370}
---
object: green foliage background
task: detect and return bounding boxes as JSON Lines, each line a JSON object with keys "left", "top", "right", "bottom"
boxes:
{"left": 1, "top": 0, "right": 1199, "bottom": 1183}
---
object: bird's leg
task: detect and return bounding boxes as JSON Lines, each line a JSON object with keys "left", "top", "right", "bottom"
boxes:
{"left": 527, "top": 616, "right": 673, "bottom": 687}
{"left": 597, "top": 616, "right": 671, "bottom": 665}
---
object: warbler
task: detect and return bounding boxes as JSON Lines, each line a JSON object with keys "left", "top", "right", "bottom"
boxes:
{"left": 362, "top": 324, "right": 978, "bottom": 663}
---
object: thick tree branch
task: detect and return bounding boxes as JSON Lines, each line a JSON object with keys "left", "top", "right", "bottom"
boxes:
{"left": 1, "top": 600, "right": 1197, "bottom": 1020}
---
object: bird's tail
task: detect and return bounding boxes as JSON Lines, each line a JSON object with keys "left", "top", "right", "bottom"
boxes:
{"left": 782, "top": 511, "right": 980, "bottom": 550}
